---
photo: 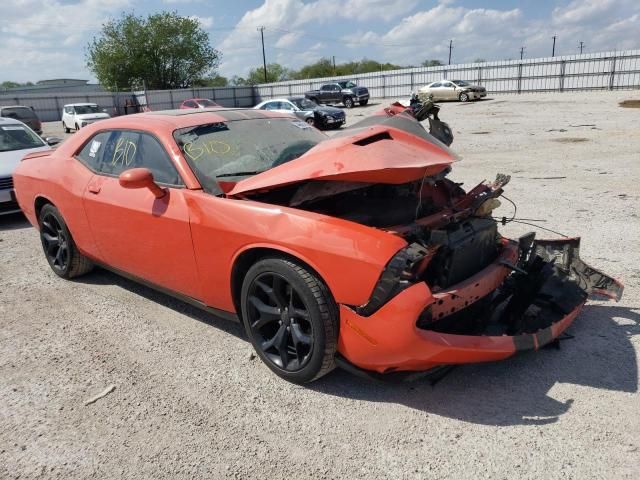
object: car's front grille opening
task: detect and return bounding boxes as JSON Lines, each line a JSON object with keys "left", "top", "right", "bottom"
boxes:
{"left": 0, "top": 176, "right": 13, "bottom": 190}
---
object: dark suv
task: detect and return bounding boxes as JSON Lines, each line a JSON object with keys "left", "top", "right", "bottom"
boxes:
{"left": 0, "top": 106, "right": 42, "bottom": 134}
{"left": 305, "top": 81, "right": 369, "bottom": 108}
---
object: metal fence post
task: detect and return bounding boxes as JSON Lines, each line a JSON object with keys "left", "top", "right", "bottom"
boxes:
{"left": 382, "top": 75, "right": 386, "bottom": 98}
{"left": 54, "top": 96, "right": 61, "bottom": 121}
{"left": 559, "top": 60, "right": 566, "bottom": 92}
{"left": 517, "top": 63, "right": 523, "bottom": 94}
{"left": 609, "top": 55, "right": 617, "bottom": 90}
{"left": 288, "top": 84, "right": 292, "bottom": 96}
{"left": 233, "top": 87, "right": 237, "bottom": 107}
{"left": 410, "top": 71, "right": 414, "bottom": 92}
{"left": 169, "top": 90, "right": 174, "bottom": 109}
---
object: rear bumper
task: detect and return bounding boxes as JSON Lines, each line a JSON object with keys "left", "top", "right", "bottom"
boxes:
{"left": 337, "top": 238, "right": 622, "bottom": 374}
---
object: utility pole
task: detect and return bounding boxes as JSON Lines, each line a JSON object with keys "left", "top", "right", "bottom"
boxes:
{"left": 257, "top": 26, "right": 267, "bottom": 83}
{"left": 332, "top": 56, "right": 336, "bottom": 75}
{"left": 520, "top": 46, "right": 525, "bottom": 60}
{"left": 579, "top": 41, "right": 585, "bottom": 54}
{"left": 552, "top": 35, "right": 557, "bottom": 57}
{"left": 448, "top": 40, "right": 453, "bottom": 65}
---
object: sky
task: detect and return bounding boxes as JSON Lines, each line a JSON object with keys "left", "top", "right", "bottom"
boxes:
{"left": 1, "top": 0, "right": 639, "bottom": 83}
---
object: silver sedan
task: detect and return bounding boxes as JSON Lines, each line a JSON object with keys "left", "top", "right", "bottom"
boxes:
{"left": 418, "top": 80, "right": 487, "bottom": 102}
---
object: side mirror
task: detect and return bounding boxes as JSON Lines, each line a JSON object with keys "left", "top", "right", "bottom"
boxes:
{"left": 44, "top": 136, "right": 62, "bottom": 146}
{"left": 119, "top": 168, "right": 165, "bottom": 198}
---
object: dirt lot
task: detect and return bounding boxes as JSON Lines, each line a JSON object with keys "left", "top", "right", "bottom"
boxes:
{"left": 1, "top": 92, "right": 639, "bottom": 479}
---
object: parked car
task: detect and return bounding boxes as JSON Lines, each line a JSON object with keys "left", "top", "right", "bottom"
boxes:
{"left": 0, "top": 117, "right": 60, "bottom": 215}
{"left": 305, "top": 81, "right": 369, "bottom": 108}
{"left": 13, "top": 107, "right": 622, "bottom": 383}
{"left": 0, "top": 105, "right": 42, "bottom": 134}
{"left": 179, "top": 98, "right": 221, "bottom": 109}
{"left": 254, "top": 97, "right": 345, "bottom": 129}
{"left": 418, "top": 80, "right": 487, "bottom": 102}
{"left": 62, "top": 103, "right": 110, "bottom": 133}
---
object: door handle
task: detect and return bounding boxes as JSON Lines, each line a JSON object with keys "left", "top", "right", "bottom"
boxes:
{"left": 88, "top": 184, "right": 101, "bottom": 194}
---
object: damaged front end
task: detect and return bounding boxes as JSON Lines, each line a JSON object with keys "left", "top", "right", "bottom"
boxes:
{"left": 225, "top": 103, "right": 623, "bottom": 375}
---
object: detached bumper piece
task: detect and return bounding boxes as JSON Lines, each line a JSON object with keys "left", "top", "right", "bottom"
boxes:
{"left": 337, "top": 235, "right": 623, "bottom": 374}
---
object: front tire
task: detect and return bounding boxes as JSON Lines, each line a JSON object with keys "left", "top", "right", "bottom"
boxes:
{"left": 459, "top": 92, "right": 469, "bottom": 102}
{"left": 63, "top": 122, "right": 70, "bottom": 133}
{"left": 240, "top": 257, "right": 338, "bottom": 384}
{"left": 38, "top": 204, "right": 93, "bottom": 279}
{"left": 75, "top": 123, "right": 80, "bottom": 131}
{"left": 305, "top": 117, "right": 315, "bottom": 127}
{"left": 343, "top": 96, "right": 354, "bottom": 108}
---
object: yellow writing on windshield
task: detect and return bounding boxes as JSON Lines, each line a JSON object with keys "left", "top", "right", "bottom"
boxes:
{"left": 184, "top": 140, "right": 231, "bottom": 162}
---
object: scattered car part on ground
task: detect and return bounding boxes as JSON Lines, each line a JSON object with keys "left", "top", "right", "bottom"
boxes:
{"left": 13, "top": 106, "right": 622, "bottom": 384}
{"left": 419, "top": 80, "right": 487, "bottom": 102}
{"left": 254, "top": 97, "right": 345, "bottom": 129}
{"left": 179, "top": 98, "right": 221, "bottom": 109}
{"left": 0, "top": 117, "right": 50, "bottom": 215}
{"left": 0, "top": 105, "right": 42, "bottom": 134}
{"left": 305, "top": 80, "right": 369, "bottom": 108}
{"left": 61, "top": 103, "right": 111, "bottom": 133}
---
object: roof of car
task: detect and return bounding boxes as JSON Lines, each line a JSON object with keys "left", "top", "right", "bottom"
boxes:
{"left": 0, "top": 116, "right": 25, "bottom": 125}
{"left": 0, "top": 105, "right": 32, "bottom": 110}
{"left": 91, "top": 108, "right": 292, "bottom": 130}
{"left": 63, "top": 103, "right": 98, "bottom": 107}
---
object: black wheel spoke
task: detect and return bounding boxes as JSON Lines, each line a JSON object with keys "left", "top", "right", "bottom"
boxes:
{"left": 291, "top": 323, "right": 311, "bottom": 346}
{"left": 41, "top": 213, "right": 69, "bottom": 271}
{"left": 247, "top": 272, "right": 315, "bottom": 373}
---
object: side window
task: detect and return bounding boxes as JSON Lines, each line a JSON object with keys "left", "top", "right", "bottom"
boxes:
{"left": 184, "top": 101, "right": 197, "bottom": 108}
{"left": 321, "top": 85, "right": 331, "bottom": 91}
{"left": 332, "top": 84, "right": 340, "bottom": 91}
{"left": 280, "top": 102, "right": 293, "bottom": 111}
{"left": 442, "top": 82, "right": 453, "bottom": 88}
{"left": 84, "top": 130, "right": 183, "bottom": 186}
{"left": 430, "top": 82, "right": 442, "bottom": 88}
{"left": 263, "top": 102, "right": 278, "bottom": 110}
{"left": 75, "top": 131, "right": 111, "bottom": 171}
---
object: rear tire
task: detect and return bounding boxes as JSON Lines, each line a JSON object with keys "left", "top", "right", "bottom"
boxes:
{"left": 305, "top": 117, "right": 315, "bottom": 127}
{"left": 343, "top": 96, "right": 354, "bottom": 108}
{"left": 63, "top": 122, "right": 70, "bottom": 133}
{"left": 359, "top": 99, "right": 368, "bottom": 106}
{"left": 240, "top": 257, "right": 338, "bottom": 384}
{"left": 75, "top": 123, "right": 80, "bottom": 131}
{"left": 38, "top": 204, "right": 93, "bottom": 279}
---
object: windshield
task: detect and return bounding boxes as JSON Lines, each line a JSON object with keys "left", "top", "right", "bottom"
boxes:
{"left": 173, "top": 118, "right": 327, "bottom": 193}
{"left": 73, "top": 105, "right": 101, "bottom": 114}
{"left": 337, "top": 81, "right": 356, "bottom": 89}
{"left": 0, "top": 124, "right": 45, "bottom": 152}
{"left": 452, "top": 80, "right": 470, "bottom": 86}
{"left": 198, "top": 99, "right": 218, "bottom": 107}
{"left": 290, "top": 98, "right": 318, "bottom": 110}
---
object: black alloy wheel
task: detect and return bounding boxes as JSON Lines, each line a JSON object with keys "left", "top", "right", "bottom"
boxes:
{"left": 38, "top": 204, "right": 93, "bottom": 279}
{"left": 241, "top": 258, "right": 338, "bottom": 383}
{"left": 40, "top": 211, "right": 69, "bottom": 273}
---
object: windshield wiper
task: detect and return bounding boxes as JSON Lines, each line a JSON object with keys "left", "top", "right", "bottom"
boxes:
{"left": 216, "top": 170, "right": 266, "bottom": 178}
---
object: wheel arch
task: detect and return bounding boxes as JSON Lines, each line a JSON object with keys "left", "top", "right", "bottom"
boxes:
{"left": 230, "top": 246, "right": 333, "bottom": 316}
{"left": 34, "top": 195, "right": 56, "bottom": 222}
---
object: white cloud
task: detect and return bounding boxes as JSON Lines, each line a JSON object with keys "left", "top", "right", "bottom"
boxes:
{"left": 189, "top": 15, "right": 214, "bottom": 29}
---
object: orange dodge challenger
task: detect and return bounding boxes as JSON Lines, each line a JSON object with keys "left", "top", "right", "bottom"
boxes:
{"left": 13, "top": 106, "right": 623, "bottom": 383}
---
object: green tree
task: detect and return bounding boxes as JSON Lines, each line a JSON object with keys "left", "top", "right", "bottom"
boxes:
{"left": 193, "top": 74, "right": 228, "bottom": 87}
{"left": 86, "top": 12, "right": 221, "bottom": 90}
{"left": 421, "top": 59, "right": 444, "bottom": 67}
{"left": 245, "top": 63, "right": 292, "bottom": 84}
{"left": 1, "top": 81, "right": 22, "bottom": 89}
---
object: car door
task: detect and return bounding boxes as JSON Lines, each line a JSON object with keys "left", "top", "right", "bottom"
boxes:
{"left": 427, "top": 82, "right": 444, "bottom": 100}
{"left": 440, "top": 81, "right": 457, "bottom": 100}
{"left": 319, "top": 85, "right": 333, "bottom": 102}
{"left": 80, "top": 129, "right": 202, "bottom": 299}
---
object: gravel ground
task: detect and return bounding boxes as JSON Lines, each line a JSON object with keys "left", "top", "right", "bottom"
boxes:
{"left": 1, "top": 91, "right": 639, "bottom": 479}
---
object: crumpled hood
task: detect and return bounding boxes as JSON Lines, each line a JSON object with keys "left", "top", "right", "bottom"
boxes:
{"left": 226, "top": 119, "right": 458, "bottom": 197}
{"left": 75, "top": 113, "right": 110, "bottom": 121}
{"left": 0, "top": 145, "right": 50, "bottom": 178}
